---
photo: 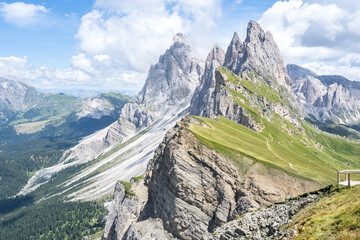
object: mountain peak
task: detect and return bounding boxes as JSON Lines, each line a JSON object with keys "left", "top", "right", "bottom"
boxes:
{"left": 137, "top": 32, "right": 203, "bottom": 110}
{"left": 231, "top": 20, "right": 292, "bottom": 92}
{"left": 206, "top": 44, "right": 225, "bottom": 65}
{"left": 173, "top": 32, "right": 189, "bottom": 44}
{"left": 224, "top": 32, "right": 243, "bottom": 68}
{"left": 245, "top": 20, "right": 266, "bottom": 43}
{"left": 287, "top": 64, "right": 317, "bottom": 83}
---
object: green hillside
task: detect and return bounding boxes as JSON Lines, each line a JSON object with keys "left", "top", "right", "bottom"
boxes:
{"left": 187, "top": 116, "right": 360, "bottom": 186}
{"left": 287, "top": 185, "right": 360, "bottom": 239}
{"left": 186, "top": 67, "right": 360, "bottom": 186}
{"left": 0, "top": 92, "right": 134, "bottom": 199}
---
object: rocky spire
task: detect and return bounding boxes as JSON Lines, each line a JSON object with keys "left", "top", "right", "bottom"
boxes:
{"left": 206, "top": 44, "right": 226, "bottom": 65}
{"left": 234, "top": 20, "right": 292, "bottom": 93}
{"left": 224, "top": 32, "right": 243, "bottom": 69}
{"left": 137, "top": 33, "right": 204, "bottom": 111}
{"left": 190, "top": 44, "right": 225, "bottom": 116}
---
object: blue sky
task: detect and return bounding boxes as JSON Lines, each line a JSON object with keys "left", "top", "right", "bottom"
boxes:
{"left": 0, "top": 0, "right": 276, "bottom": 68}
{"left": 0, "top": 0, "right": 359, "bottom": 94}
{"left": 0, "top": 0, "right": 93, "bottom": 68}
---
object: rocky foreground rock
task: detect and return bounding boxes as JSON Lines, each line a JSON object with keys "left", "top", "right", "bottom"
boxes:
{"left": 103, "top": 116, "right": 320, "bottom": 240}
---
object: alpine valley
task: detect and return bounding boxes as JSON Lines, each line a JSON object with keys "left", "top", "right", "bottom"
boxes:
{"left": 1, "top": 20, "right": 360, "bottom": 240}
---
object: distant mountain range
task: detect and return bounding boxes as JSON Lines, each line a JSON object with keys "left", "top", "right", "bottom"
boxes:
{"left": 288, "top": 64, "right": 360, "bottom": 125}
{"left": 0, "top": 77, "right": 133, "bottom": 199}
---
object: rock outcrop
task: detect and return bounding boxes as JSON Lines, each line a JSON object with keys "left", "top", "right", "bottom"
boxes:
{"left": 210, "top": 193, "right": 320, "bottom": 240}
{"left": 106, "top": 115, "right": 319, "bottom": 240}
{"left": 191, "top": 21, "right": 298, "bottom": 131}
{"left": 224, "top": 32, "right": 243, "bottom": 70}
{"left": 103, "top": 182, "right": 145, "bottom": 240}
{"left": 19, "top": 33, "right": 204, "bottom": 199}
{"left": 288, "top": 64, "right": 360, "bottom": 125}
{"left": 231, "top": 21, "right": 292, "bottom": 93}
{"left": 62, "top": 33, "right": 204, "bottom": 164}
{"left": 190, "top": 44, "right": 225, "bottom": 117}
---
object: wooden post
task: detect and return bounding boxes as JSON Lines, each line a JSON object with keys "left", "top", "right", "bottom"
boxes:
{"left": 345, "top": 171, "right": 347, "bottom": 181}
{"left": 337, "top": 172, "right": 340, "bottom": 184}
{"left": 348, "top": 173, "right": 351, "bottom": 187}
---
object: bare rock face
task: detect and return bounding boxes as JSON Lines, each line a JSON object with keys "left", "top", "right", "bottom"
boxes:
{"left": 137, "top": 33, "right": 203, "bottom": 111}
{"left": 63, "top": 33, "right": 203, "bottom": 164}
{"left": 191, "top": 21, "right": 299, "bottom": 131}
{"left": 104, "top": 114, "right": 319, "bottom": 240}
{"left": 232, "top": 21, "right": 292, "bottom": 93}
{"left": 213, "top": 70, "right": 264, "bottom": 131}
{"left": 288, "top": 64, "right": 360, "bottom": 125}
{"left": 190, "top": 44, "right": 225, "bottom": 117}
{"left": 146, "top": 117, "right": 246, "bottom": 239}
{"left": 103, "top": 181, "right": 147, "bottom": 240}
{"left": 76, "top": 96, "right": 114, "bottom": 119}
{"left": 139, "top": 116, "right": 317, "bottom": 240}
{"left": 224, "top": 32, "right": 243, "bottom": 70}
{"left": 210, "top": 193, "right": 320, "bottom": 240}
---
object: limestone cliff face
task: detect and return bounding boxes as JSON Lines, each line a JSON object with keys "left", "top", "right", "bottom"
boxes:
{"left": 103, "top": 21, "right": 316, "bottom": 239}
{"left": 288, "top": 64, "right": 360, "bottom": 125}
{"left": 103, "top": 182, "right": 145, "bottom": 240}
{"left": 147, "top": 116, "right": 243, "bottom": 239}
{"left": 190, "top": 44, "right": 225, "bottom": 117}
{"left": 224, "top": 32, "right": 243, "bottom": 70}
{"left": 230, "top": 21, "right": 292, "bottom": 93}
{"left": 145, "top": 117, "right": 317, "bottom": 239}
{"left": 191, "top": 21, "right": 299, "bottom": 132}
{"left": 137, "top": 33, "right": 203, "bottom": 111}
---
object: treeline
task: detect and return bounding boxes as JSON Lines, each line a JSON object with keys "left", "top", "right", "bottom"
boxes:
{"left": 0, "top": 200, "right": 107, "bottom": 240}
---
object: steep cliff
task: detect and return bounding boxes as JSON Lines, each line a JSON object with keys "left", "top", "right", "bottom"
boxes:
{"left": 191, "top": 21, "right": 298, "bottom": 132}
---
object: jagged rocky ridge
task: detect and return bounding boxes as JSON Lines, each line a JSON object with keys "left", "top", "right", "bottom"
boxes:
{"left": 103, "top": 21, "right": 325, "bottom": 240}
{"left": 191, "top": 20, "right": 299, "bottom": 131}
{"left": 63, "top": 33, "right": 203, "bottom": 164}
{"left": 19, "top": 33, "right": 204, "bottom": 199}
{"left": 288, "top": 64, "right": 360, "bottom": 125}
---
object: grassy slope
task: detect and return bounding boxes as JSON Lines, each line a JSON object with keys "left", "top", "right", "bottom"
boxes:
{"left": 288, "top": 185, "right": 360, "bottom": 239}
{"left": 186, "top": 67, "right": 360, "bottom": 186}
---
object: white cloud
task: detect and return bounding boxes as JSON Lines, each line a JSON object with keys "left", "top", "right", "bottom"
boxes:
{"left": 76, "top": 0, "right": 223, "bottom": 73}
{"left": 303, "top": 61, "right": 360, "bottom": 81}
{"left": 75, "top": 9, "right": 184, "bottom": 72}
{"left": 0, "top": 0, "right": 224, "bottom": 94}
{"left": 0, "top": 55, "right": 146, "bottom": 93}
{"left": 304, "top": 53, "right": 360, "bottom": 80}
{"left": 259, "top": 0, "right": 360, "bottom": 80}
{"left": 0, "top": 2, "right": 48, "bottom": 27}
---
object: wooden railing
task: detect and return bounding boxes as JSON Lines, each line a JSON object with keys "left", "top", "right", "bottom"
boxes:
{"left": 337, "top": 170, "right": 360, "bottom": 187}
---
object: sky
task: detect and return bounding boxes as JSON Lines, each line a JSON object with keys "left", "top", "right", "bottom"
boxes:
{"left": 0, "top": 0, "right": 359, "bottom": 95}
